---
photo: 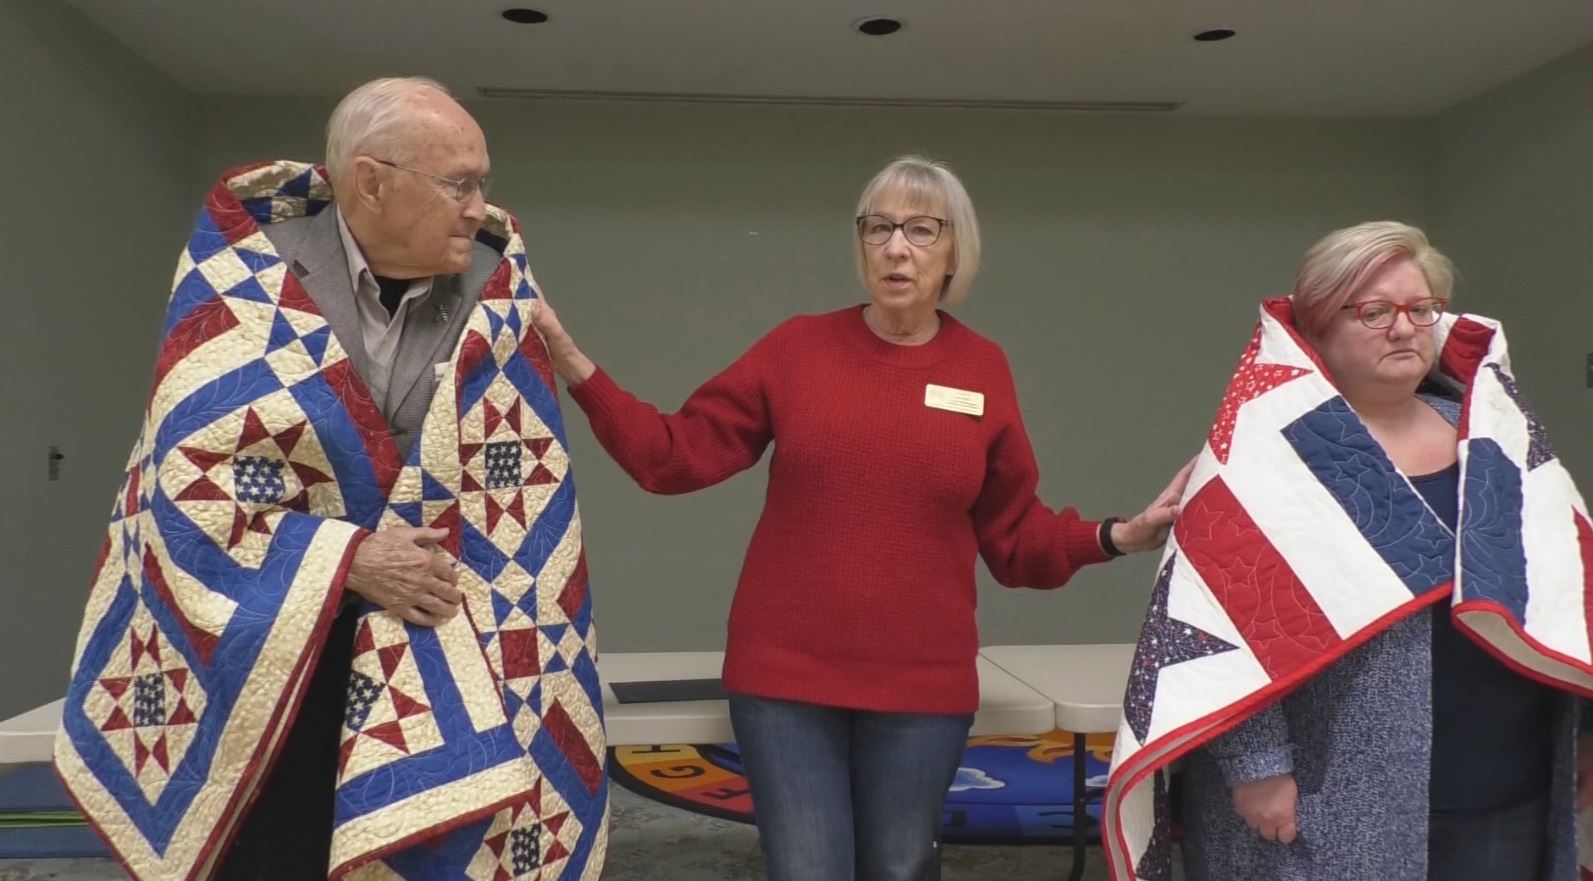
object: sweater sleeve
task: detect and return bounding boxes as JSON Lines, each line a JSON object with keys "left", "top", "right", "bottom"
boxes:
{"left": 1203, "top": 704, "right": 1296, "bottom": 786}
{"left": 971, "top": 358, "right": 1111, "bottom": 588}
{"left": 565, "top": 335, "right": 775, "bottom": 496}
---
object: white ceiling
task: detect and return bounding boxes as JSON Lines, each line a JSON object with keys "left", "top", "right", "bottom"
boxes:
{"left": 63, "top": 0, "right": 1593, "bottom": 117}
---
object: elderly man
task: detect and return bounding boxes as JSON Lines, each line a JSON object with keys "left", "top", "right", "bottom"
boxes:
{"left": 56, "top": 78, "right": 607, "bottom": 881}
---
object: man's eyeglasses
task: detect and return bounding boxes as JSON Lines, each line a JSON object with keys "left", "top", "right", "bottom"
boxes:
{"left": 1340, "top": 297, "right": 1449, "bottom": 329}
{"left": 373, "top": 158, "right": 490, "bottom": 203}
{"left": 856, "top": 214, "right": 949, "bottom": 247}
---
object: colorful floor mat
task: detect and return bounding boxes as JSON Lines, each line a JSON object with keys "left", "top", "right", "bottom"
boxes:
{"left": 609, "top": 729, "right": 1113, "bottom": 845}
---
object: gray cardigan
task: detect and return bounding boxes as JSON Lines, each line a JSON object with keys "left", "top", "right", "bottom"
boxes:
{"left": 1180, "top": 395, "right": 1583, "bottom": 881}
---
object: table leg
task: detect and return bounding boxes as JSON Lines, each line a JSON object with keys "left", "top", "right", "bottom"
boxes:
{"left": 1068, "top": 731, "right": 1087, "bottom": 881}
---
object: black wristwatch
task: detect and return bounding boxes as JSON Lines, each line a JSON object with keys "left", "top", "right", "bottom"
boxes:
{"left": 1099, "top": 516, "right": 1127, "bottom": 557}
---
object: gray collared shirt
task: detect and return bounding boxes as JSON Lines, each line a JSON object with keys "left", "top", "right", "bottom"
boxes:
{"left": 335, "top": 209, "right": 433, "bottom": 418}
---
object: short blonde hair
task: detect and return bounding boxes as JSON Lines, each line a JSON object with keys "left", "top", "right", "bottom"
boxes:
{"left": 1292, "top": 220, "right": 1456, "bottom": 337}
{"left": 325, "top": 76, "right": 452, "bottom": 188}
{"left": 853, "top": 156, "right": 982, "bottom": 308}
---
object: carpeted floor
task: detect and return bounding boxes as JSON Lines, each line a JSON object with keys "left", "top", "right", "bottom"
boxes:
{"left": 0, "top": 784, "right": 1183, "bottom": 880}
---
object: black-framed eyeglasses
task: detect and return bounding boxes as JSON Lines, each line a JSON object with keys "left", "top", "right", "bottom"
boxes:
{"left": 373, "top": 158, "right": 490, "bottom": 203}
{"left": 856, "top": 214, "right": 949, "bottom": 247}
{"left": 1340, "top": 297, "right": 1449, "bottom": 329}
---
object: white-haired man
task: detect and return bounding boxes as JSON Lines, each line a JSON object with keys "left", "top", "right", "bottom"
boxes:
{"left": 220, "top": 74, "right": 490, "bottom": 880}
{"left": 56, "top": 77, "right": 608, "bottom": 881}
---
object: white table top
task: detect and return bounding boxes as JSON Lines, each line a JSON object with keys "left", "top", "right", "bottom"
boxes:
{"left": 599, "top": 651, "right": 1059, "bottom": 745}
{"left": 0, "top": 652, "right": 1062, "bottom": 762}
{"left": 0, "top": 698, "right": 62, "bottom": 764}
{"left": 598, "top": 651, "right": 731, "bottom": 746}
{"left": 978, "top": 644, "right": 1135, "bottom": 734}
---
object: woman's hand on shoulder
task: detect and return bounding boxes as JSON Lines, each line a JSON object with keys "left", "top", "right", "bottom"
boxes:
{"left": 530, "top": 291, "right": 596, "bottom": 385}
{"left": 1111, "top": 456, "right": 1197, "bottom": 554}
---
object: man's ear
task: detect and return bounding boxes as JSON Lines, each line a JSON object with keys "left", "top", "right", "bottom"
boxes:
{"left": 350, "top": 156, "right": 385, "bottom": 212}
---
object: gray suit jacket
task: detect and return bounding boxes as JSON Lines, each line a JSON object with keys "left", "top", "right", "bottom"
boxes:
{"left": 259, "top": 204, "right": 499, "bottom": 459}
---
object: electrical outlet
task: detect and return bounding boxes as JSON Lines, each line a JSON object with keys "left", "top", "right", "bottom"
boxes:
{"left": 47, "top": 445, "right": 63, "bottom": 481}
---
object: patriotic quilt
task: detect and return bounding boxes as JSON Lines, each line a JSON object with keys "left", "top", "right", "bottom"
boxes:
{"left": 1103, "top": 296, "right": 1593, "bottom": 880}
{"left": 54, "top": 161, "right": 607, "bottom": 881}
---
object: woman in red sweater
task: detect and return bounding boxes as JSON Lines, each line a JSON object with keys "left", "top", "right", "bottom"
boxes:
{"left": 532, "top": 156, "right": 1191, "bottom": 881}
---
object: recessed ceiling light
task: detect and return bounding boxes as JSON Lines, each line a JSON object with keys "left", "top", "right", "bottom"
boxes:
{"left": 1193, "top": 28, "right": 1236, "bottom": 42}
{"left": 855, "top": 17, "right": 903, "bottom": 36}
{"left": 502, "top": 8, "right": 550, "bottom": 24}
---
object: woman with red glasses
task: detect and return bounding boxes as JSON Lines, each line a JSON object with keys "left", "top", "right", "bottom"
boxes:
{"left": 1168, "top": 221, "right": 1593, "bottom": 881}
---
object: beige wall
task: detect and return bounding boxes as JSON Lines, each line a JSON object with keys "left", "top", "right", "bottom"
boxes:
{"left": 0, "top": 0, "right": 193, "bottom": 716}
{"left": 16, "top": 11, "right": 1590, "bottom": 719}
{"left": 191, "top": 97, "right": 1430, "bottom": 657}
{"left": 1431, "top": 44, "right": 1593, "bottom": 488}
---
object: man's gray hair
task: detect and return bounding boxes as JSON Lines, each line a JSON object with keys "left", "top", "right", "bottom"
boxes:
{"left": 325, "top": 76, "right": 451, "bottom": 187}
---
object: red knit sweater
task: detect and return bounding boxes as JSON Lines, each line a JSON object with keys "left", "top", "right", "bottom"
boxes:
{"left": 568, "top": 305, "right": 1112, "bottom": 714}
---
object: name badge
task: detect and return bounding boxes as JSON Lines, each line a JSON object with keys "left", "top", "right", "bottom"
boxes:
{"left": 925, "top": 384, "right": 984, "bottom": 417}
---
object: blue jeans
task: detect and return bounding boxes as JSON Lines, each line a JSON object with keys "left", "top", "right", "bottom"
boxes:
{"left": 728, "top": 693, "right": 973, "bottom": 881}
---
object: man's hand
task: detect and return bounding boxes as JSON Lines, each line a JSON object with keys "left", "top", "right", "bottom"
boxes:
{"left": 344, "top": 527, "right": 461, "bottom": 627}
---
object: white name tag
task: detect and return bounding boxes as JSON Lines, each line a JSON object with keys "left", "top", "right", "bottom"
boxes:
{"left": 924, "top": 384, "right": 985, "bottom": 417}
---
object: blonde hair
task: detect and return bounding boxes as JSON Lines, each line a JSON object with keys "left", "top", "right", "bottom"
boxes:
{"left": 325, "top": 76, "right": 452, "bottom": 188}
{"left": 853, "top": 156, "right": 982, "bottom": 308}
{"left": 1292, "top": 220, "right": 1456, "bottom": 337}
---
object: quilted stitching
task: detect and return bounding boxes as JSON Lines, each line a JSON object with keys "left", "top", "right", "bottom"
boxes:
{"left": 1102, "top": 301, "right": 1593, "bottom": 881}
{"left": 55, "top": 161, "right": 608, "bottom": 881}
